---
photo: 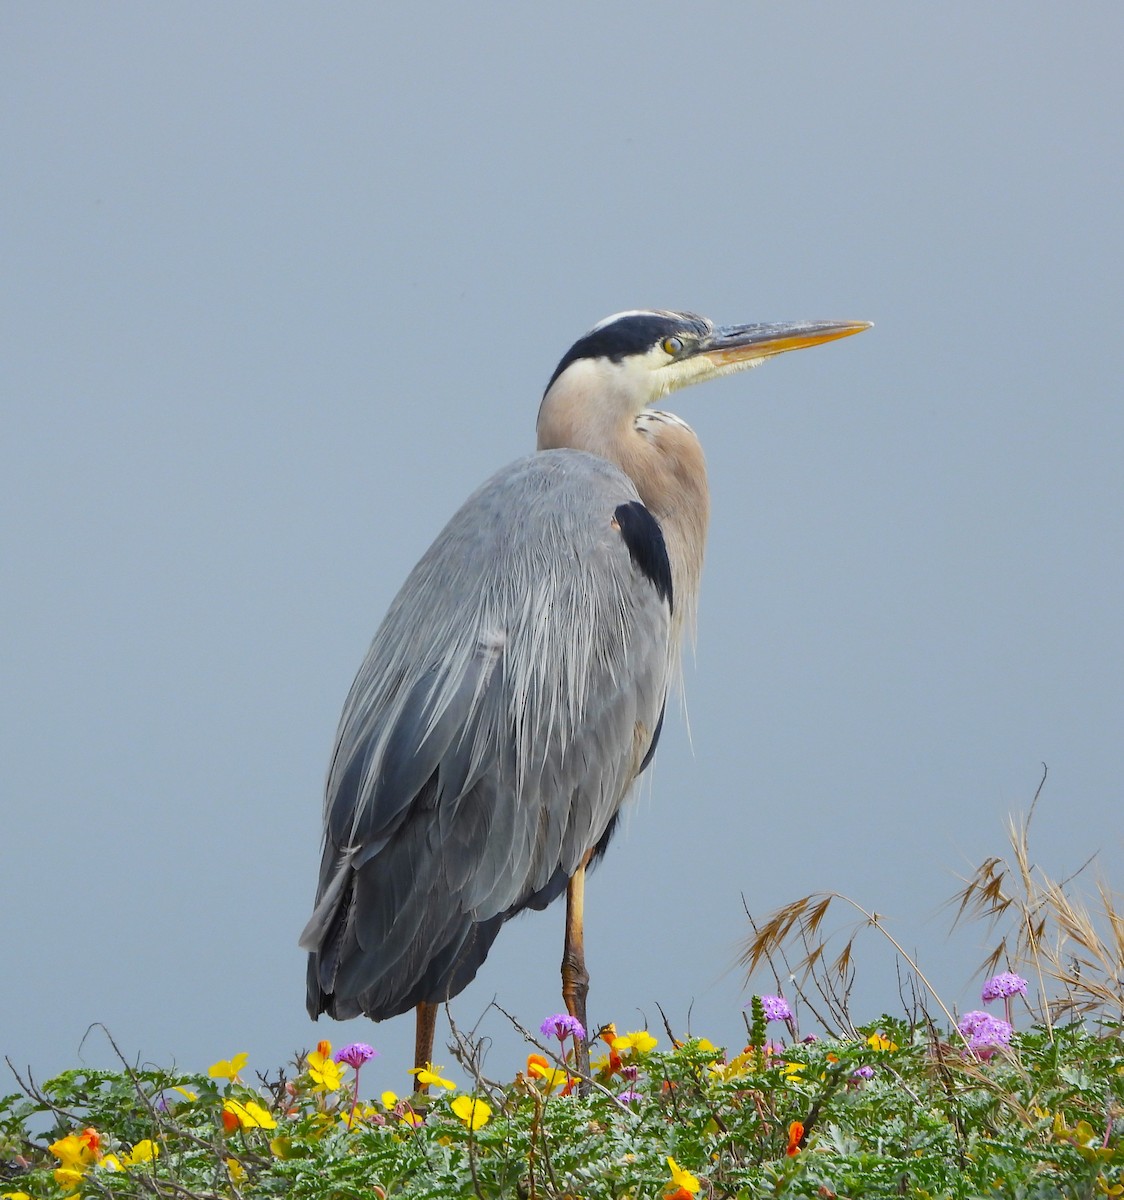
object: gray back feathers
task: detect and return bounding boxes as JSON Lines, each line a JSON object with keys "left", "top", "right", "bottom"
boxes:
{"left": 303, "top": 449, "right": 673, "bottom": 1019}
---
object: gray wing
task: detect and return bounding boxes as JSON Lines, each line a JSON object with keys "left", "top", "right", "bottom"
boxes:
{"left": 301, "top": 448, "right": 673, "bottom": 1021}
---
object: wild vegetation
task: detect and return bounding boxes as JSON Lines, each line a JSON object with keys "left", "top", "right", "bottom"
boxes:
{"left": 5, "top": 784, "right": 1124, "bottom": 1198}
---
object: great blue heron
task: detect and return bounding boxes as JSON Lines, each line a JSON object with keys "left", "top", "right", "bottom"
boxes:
{"left": 301, "top": 309, "right": 870, "bottom": 1079}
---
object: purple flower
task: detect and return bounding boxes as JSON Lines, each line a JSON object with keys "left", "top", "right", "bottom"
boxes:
{"left": 616, "top": 1088, "right": 641, "bottom": 1104}
{"left": 620, "top": 1064, "right": 639, "bottom": 1081}
{"left": 760, "top": 994, "right": 793, "bottom": 1023}
{"left": 335, "top": 1042, "right": 378, "bottom": 1069}
{"left": 958, "top": 1010, "right": 1013, "bottom": 1059}
{"left": 958, "top": 1010, "right": 991, "bottom": 1036}
{"left": 540, "top": 1013, "right": 586, "bottom": 1042}
{"left": 981, "top": 972, "right": 1028, "bottom": 1003}
{"left": 851, "top": 1065, "right": 875, "bottom": 1081}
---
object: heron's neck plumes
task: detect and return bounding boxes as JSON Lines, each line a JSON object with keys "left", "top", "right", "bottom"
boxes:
{"left": 620, "top": 412, "right": 709, "bottom": 646}
{"left": 537, "top": 386, "right": 709, "bottom": 646}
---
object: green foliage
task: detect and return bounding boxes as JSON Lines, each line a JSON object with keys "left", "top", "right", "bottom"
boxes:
{"left": 6, "top": 798, "right": 1122, "bottom": 1197}
{"left": 3, "top": 1016, "right": 1124, "bottom": 1199}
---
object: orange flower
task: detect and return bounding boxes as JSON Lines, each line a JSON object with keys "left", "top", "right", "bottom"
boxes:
{"left": 593, "top": 1024, "right": 623, "bottom": 1074}
{"left": 527, "top": 1053, "right": 574, "bottom": 1094}
{"left": 786, "top": 1121, "right": 805, "bottom": 1156}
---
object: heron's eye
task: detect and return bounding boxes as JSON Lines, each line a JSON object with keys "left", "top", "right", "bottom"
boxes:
{"left": 661, "top": 336, "right": 683, "bottom": 356}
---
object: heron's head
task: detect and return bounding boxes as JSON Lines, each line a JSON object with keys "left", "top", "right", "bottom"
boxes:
{"left": 538, "top": 309, "right": 871, "bottom": 442}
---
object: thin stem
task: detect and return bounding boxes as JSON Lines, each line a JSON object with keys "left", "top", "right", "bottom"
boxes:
{"left": 830, "top": 895, "right": 967, "bottom": 1043}
{"left": 346, "top": 1065, "right": 361, "bottom": 1130}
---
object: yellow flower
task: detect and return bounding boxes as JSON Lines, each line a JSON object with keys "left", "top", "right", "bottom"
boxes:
{"left": 399, "top": 1109, "right": 425, "bottom": 1126}
{"left": 707, "top": 1049, "right": 756, "bottom": 1083}
{"left": 666, "top": 1156, "right": 701, "bottom": 1195}
{"left": 866, "top": 1033, "right": 898, "bottom": 1052}
{"left": 222, "top": 1098, "right": 278, "bottom": 1130}
{"left": 409, "top": 1063, "right": 456, "bottom": 1090}
{"left": 2, "top": 1191, "right": 34, "bottom": 1199}
{"left": 590, "top": 1051, "right": 616, "bottom": 1074}
{"left": 1072, "top": 1119, "right": 1098, "bottom": 1148}
{"left": 121, "top": 1139, "right": 160, "bottom": 1167}
{"left": 450, "top": 1095, "right": 492, "bottom": 1130}
{"left": 50, "top": 1131, "right": 97, "bottom": 1169}
{"left": 381, "top": 1090, "right": 400, "bottom": 1109}
{"left": 208, "top": 1052, "right": 249, "bottom": 1082}
{"left": 49, "top": 1130, "right": 100, "bottom": 1188}
{"left": 611, "top": 1030, "right": 658, "bottom": 1055}
{"left": 226, "top": 1157, "right": 247, "bottom": 1183}
{"left": 306, "top": 1047, "right": 344, "bottom": 1092}
{"left": 782, "top": 1061, "right": 806, "bottom": 1081}
{"left": 526, "top": 1054, "right": 568, "bottom": 1093}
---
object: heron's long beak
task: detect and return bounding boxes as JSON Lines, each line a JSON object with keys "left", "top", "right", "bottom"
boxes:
{"left": 698, "top": 319, "right": 872, "bottom": 367}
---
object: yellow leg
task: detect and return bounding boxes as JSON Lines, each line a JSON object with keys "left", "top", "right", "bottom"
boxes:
{"left": 413, "top": 1001, "right": 438, "bottom": 1092}
{"left": 562, "top": 859, "right": 592, "bottom": 1079}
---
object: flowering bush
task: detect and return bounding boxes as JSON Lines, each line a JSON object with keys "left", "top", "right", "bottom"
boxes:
{"left": 3, "top": 1002, "right": 1124, "bottom": 1199}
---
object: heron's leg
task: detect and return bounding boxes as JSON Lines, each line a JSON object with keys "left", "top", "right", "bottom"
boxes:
{"left": 562, "top": 858, "right": 592, "bottom": 1079}
{"left": 413, "top": 1001, "right": 438, "bottom": 1091}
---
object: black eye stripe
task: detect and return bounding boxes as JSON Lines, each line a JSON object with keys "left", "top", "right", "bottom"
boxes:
{"left": 544, "top": 312, "right": 711, "bottom": 393}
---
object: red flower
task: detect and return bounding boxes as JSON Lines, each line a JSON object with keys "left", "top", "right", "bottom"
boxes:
{"left": 786, "top": 1121, "right": 805, "bottom": 1156}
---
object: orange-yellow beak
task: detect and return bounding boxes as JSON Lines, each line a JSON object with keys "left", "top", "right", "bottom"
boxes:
{"left": 697, "top": 319, "right": 872, "bottom": 367}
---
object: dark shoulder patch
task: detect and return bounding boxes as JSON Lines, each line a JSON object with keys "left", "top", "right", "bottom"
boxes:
{"left": 613, "top": 501, "right": 673, "bottom": 612}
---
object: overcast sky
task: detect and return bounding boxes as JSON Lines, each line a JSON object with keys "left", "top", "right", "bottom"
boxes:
{"left": 4, "top": 4, "right": 1123, "bottom": 1091}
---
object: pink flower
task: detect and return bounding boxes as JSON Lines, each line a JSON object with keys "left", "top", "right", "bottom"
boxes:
{"left": 958, "top": 1010, "right": 1012, "bottom": 1059}
{"left": 335, "top": 1042, "right": 378, "bottom": 1069}
{"left": 981, "top": 972, "right": 1028, "bottom": 1002}
{"left": 540, "top": 1013, "right": 585, "bottom": 1042}
{"left": 759, "top": 995, "right": 793, "bottom": 1022}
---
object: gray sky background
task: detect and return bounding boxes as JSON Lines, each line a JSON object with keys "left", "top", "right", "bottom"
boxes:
{"left": 4, "top": 5, "right": 1123, "bottom": 1090}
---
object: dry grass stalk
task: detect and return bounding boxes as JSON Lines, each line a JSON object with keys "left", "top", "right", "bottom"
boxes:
{"left": 744, "top": 770, "right": 1124, "bottom": 1036}
{"left": 741, "top": 890, "right": 960, "bottom": 1039}
{"left": 950, "top": 774, "right": 1124, "bottom": 1027}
